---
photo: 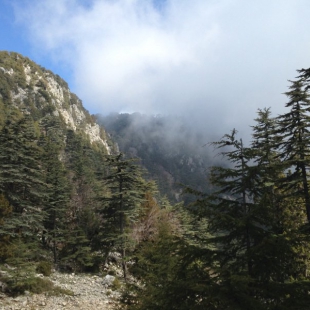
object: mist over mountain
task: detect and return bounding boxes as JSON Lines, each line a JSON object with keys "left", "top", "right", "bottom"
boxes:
{"left": 2, "top": 43, "right": 310, "bottom": 309}
{"left": 98, "top": 112, "right": 217, "bottom": 202}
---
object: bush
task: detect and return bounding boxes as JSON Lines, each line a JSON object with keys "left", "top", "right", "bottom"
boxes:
{"left": 36, "top": 261, "right": 52, "bottom": 276}
{"left": 2, "top": 275, "right": 74, "bottom": 297}
{"left": 111, "top": 277, "right": 122, "bottom": 291}
{"left": 5, "top": 276, "right": 54, "bottom": 296}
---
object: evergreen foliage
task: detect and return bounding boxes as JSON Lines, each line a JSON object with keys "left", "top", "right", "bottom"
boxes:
{"left": 3, "top": 51, "right": 310, "bottom": 309}
{"left": 275, "top": 78, "right": 310, "bottom": 221}
{"left": 41, "top": 137, "right": 70, "bottom": 264}
{"left": 97, "top": 153, "right": 147, "bottom": 279}
{"left": 0, "top": 110, "right": 47, "bottom": 237}
{"left": 126, "top": 73, "right": 310, "bottom": 309}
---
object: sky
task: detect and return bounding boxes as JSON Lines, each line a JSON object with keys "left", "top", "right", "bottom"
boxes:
{"left": 1, "top": 0, "right": 310, "bottom": 139}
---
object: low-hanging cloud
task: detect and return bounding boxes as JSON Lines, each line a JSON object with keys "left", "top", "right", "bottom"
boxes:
{"left": 14, "top": 0, "right": 310, "bottom": 138}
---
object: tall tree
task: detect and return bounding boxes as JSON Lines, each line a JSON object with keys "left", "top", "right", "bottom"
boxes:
{"left": 208, "top": 129, "right": 259, "bottom": 277}
{"left": 275, "top": 78, "right": 310, "bottom": 222}
{"left": 251, "top": 108, "right": 284, "bottom": 232}
{"left": 0, "top": 111, "right": 46, "bottom": 237}
{"left": 250, "top": 108, "right": 309, "bottom": 297}
{"left": 40, "top": 137, "right": 70, "bottom": 265}
{"left": 61, "top": 129, "right": 103, "bottom": 271}
{"left": 98, "top": 153, "right": 146, "bottom": 280}
{"left": 162, "top": 123, "right": 310, "bottom": 309}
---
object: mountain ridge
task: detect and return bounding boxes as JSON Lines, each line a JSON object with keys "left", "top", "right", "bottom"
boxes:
{"left": 0, "top": 50, "right": 113, "bottom": 154}
{"left": 98, "top": 112, "right": 212, "bottom": 202}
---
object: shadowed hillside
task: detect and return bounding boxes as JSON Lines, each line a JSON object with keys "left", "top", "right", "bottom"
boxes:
{"left": 98, "top": 112, "right": 214, "bottom": 202}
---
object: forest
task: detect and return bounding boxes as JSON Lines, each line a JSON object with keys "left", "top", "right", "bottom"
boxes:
{"left": 1, "top": 51, "right": 310, "bottom": 309}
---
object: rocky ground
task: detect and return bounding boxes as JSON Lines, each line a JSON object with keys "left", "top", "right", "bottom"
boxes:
{"left": 0, "top": 271, "right": 122, "bottom": 310}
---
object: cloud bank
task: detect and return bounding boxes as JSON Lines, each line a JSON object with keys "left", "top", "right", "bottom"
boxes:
{"left": 14, "top": 0, "right": 310, "bottom": 137}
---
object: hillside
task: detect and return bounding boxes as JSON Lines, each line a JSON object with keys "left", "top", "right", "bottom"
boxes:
{"left": 2, "top": 51, "right": 310, "bottom": 309}
{"left": 0, "top": 51, "right": 182, "bottom": 307}
{"left": 98, "top": 112, "right": 213, "bottom": 202}
{"left": 0, "top": 51, "right": 113, "bottom": 152}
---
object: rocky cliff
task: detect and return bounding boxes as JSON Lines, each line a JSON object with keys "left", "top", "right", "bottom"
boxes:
{"left": 0, "top": 51, "right": 112, "bottom": 153}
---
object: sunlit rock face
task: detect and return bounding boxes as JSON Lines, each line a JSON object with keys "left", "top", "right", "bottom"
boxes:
{"left": 0, "top": 51, "right": 111, "bottom": 154}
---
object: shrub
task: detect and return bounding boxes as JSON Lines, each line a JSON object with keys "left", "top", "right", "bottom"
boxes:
{"left": 111, "top": 277, "right": 122, "bottom": 291}
{"left": 3, "top": 275, "right": 74, "bottom": 297}
{"left": 5, "top": 276, "right": 54, "bottom": 296}
{"left": 36, "top": 261, "right": 52, "bottom": 276}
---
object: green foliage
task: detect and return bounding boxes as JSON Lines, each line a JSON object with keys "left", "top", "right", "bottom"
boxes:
{"left": 275, "top": 78, "right": 310, "bottom": 221}
{"left": 111, "top": 277, "right": 122, "bottom": 291}
{"left": 4, "top": 276, "right": 54, "bottom": 296}
{"left": 3, "top": 51, "right": 310, "bottom": 309}
{"left": 1, "top": 274, "right": 73, "bottom": 297}
{"left": 0, "top": 51, "right": 114, "bottom": 278}
{"left": 0, "top": 194, "right": 13, "bottom": 262}
{"left": 124, "top": 220, "right": 217, "bottom": 310}
{"left": 41, "top": 137, "right": 70, "bottom": 264}
{"left": 0, "top": 112, "right": 47, "bottom": 236}
{"left": 97, "top": 153, "right": 148, "bottom": 279}
{"left": 5, "top": 237, "right": 43, "bottom": 268}
{"left": 127, "top": 72, "right": 310, "bottom": 309}
{"left": 59, "top": 228, "right": 94, "bottom": 272}
{"left": 36, "top": 261, "right": 52, "bottom": 276}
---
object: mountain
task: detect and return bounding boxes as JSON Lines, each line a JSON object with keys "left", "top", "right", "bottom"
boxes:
{"left": 0, "top": 50, "right": 213, "bottom": 204}
{"left": 0, "top": 51, "right": 179, "bottom": 284}
{"left": 97, "top": 112, "right": 213, "bottom": 202}
{"left": 0, "top": 51, "right": 113, "bottom": 153}
{"left": 0, "top": 51, "right": 126, "bottom": 275}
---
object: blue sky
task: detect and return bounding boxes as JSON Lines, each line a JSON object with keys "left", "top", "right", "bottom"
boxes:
{"left": 0, "top": 0, "right": 73, "bottom": 84}
{"left": 1, "top": 0, "right": 310, "bottom": 137}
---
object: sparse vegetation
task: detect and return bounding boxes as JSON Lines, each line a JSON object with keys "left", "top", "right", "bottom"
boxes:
{"left": 36, "top": 261, "right": 52, "bottom": 276}
{"left": 0, "top": 273, "right": 73, "bottom": 297}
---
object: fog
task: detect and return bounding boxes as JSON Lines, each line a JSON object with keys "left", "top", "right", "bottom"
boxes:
{"left": 13, "top": 0, "right": 310, "bottom": 141}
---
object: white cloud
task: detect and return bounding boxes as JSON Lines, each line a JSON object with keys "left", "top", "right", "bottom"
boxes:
{"left": 14, "top": 0, "right": 310, "bottom": 138}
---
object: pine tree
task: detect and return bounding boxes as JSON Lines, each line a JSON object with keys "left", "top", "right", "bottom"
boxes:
{"left": 40, "top": 137, "right": 70, "bottom": 265}
{"left": 275, "top": 78, "right": 310, "bottom": 222}
{"left": 59, "top": 227, "right": 93, "bottom": 272}
{"left": 207, "top": 129, "right": 260, "bottom": 278}
{"left": 173, "top": 124, "right": 310, "bottom": 309}
{"left": 0, "top": 111, "right": 47, "bottom": 237}
{"left": 0, "top": 194, "right": 13, "bottom": 262}
{"left": 250, "top": 108, "right": 286, "bottom": 233}
{"left": 61, "top": 129, "right": 102, "bottom": 271}
{"left": 98, "top": 153, "right": 146, "bottom": 280}
{"left": 249, "top": 108, "right": 310, "bottom": 304}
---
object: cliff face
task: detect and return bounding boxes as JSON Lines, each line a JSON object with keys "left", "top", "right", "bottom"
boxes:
{"left": 0, "top": 51, "right": 111, "bottom": 153}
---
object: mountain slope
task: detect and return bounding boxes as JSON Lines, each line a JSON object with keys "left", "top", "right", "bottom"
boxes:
{"left": 0, "top": 51, "right": 178, "bottom": 280}
{"left": 98, "top": 112, "right": 212, "bottom": 202}
{"left": 0, "top": 51, "right": 121, "bottom": 272}
{"left": 0, "top": 51, "right": 113, "bottom": 153}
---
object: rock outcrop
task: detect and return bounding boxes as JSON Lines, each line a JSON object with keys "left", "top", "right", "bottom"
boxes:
{"left": 0, "top": 51, "right": 112, "bottom": 154}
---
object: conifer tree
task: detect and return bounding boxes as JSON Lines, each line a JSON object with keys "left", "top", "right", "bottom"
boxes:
{"left": 0, "top": 194, "right": 13, "bottom": 261}
{"left": 207, "top": 129, "right": 260, "bottom": 278}
{"left": 170, "top": 122, "right": 310, "bottom": 309}
{"left": 98, "top": 153, "right": 146, "bottom": 280}
{"left": 249, "top": 108, "right": 310, "bottom": 300}
{"left": 275, "top": 78, "right": 310, "bottom": 222}
{"left": 250, "top": 108, "right": 285, "bottom": 232}
{"left": 0, "top": 111, "right": 46, "bottom": 237}
{"left": 62, "top": 129, "right": 102, "bottom": 270}
{"left": 40, "top": 137, "right": 70, "bottom": 265}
